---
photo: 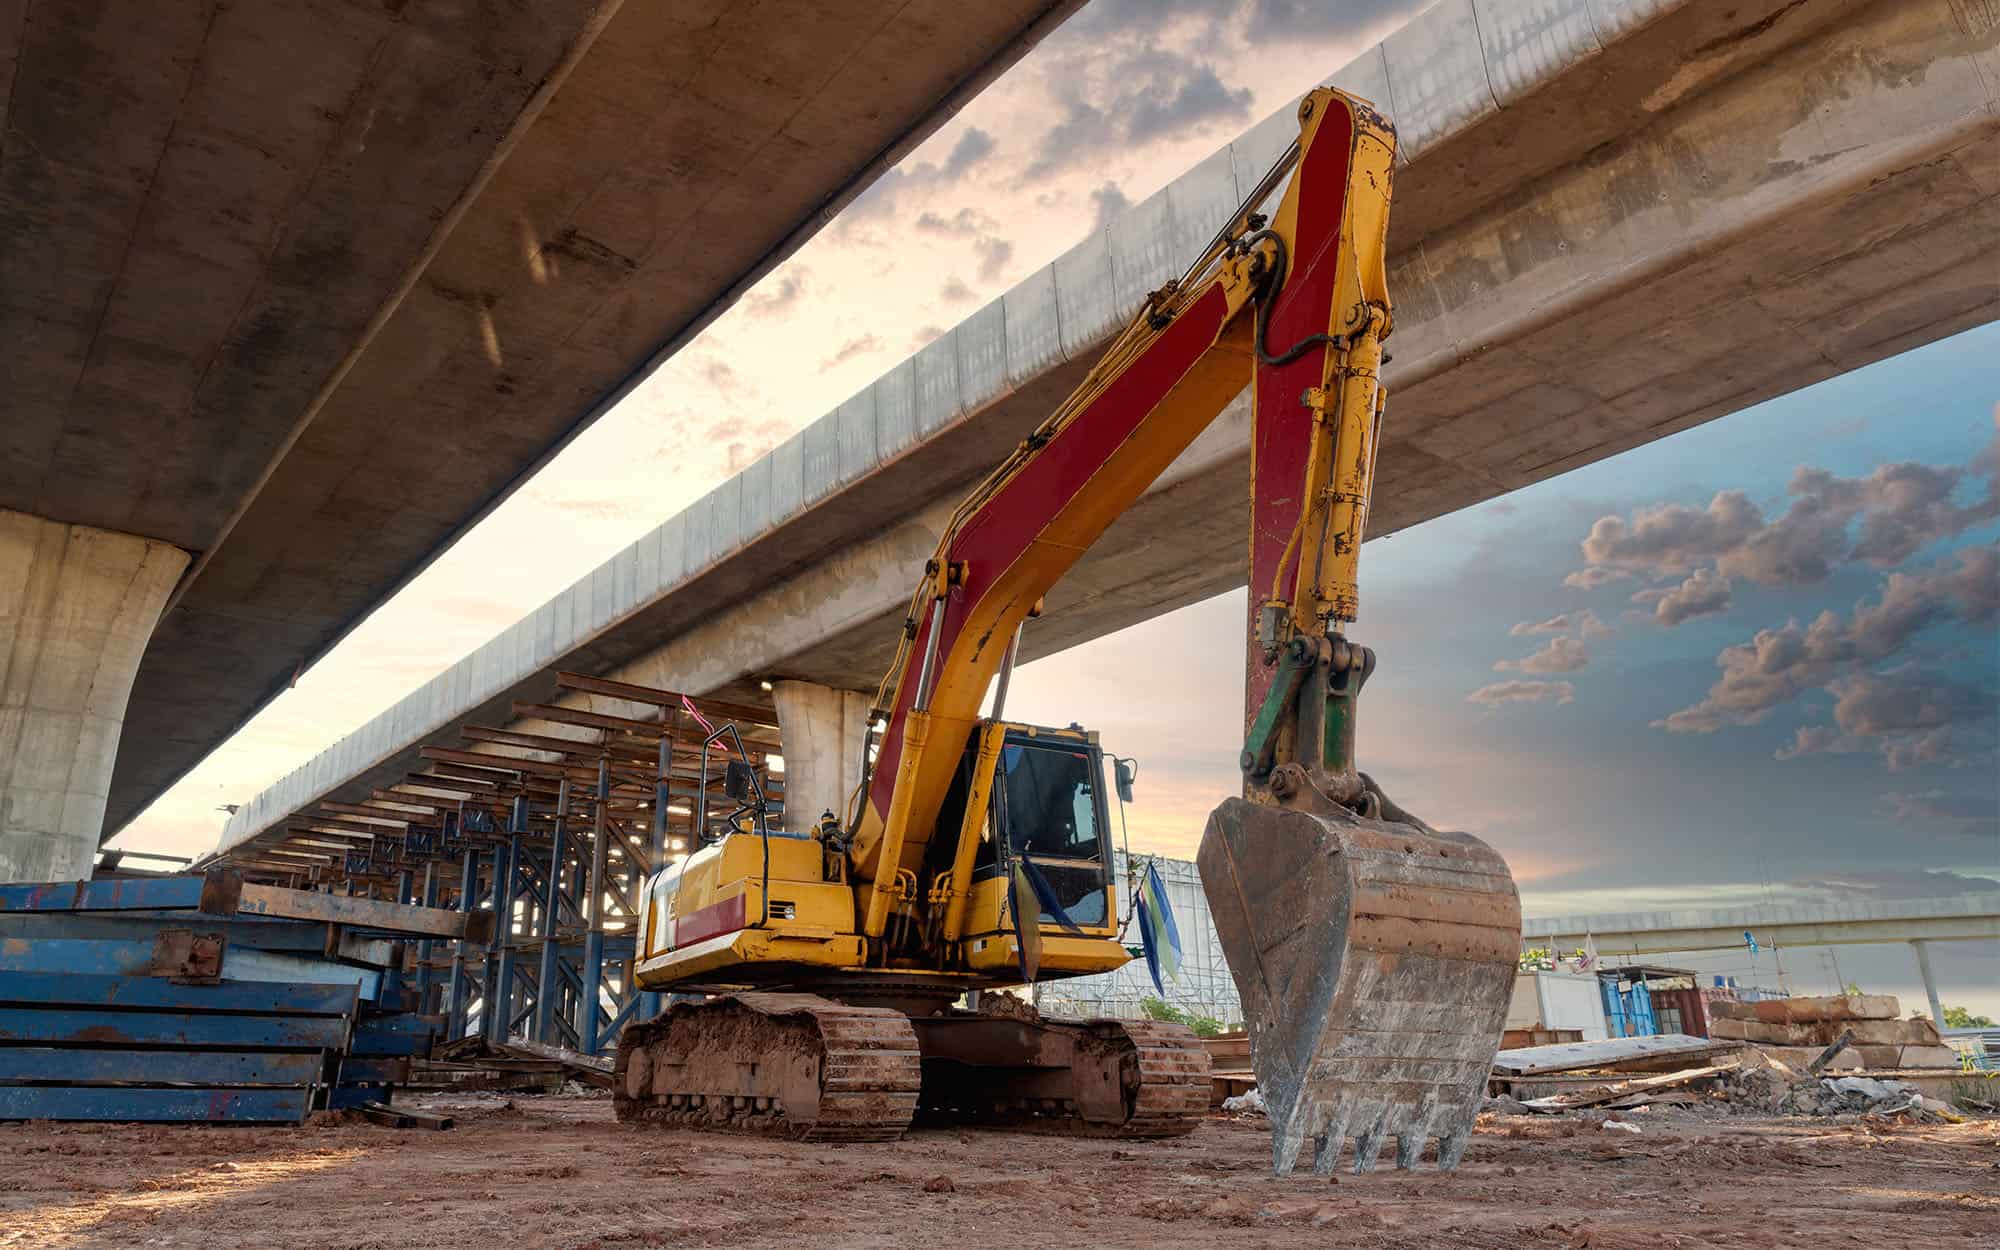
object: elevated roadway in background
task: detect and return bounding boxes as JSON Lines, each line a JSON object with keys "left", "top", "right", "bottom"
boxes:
{"left": 1523, "top": 895, "right": 2000, "bottom": 954}
{"left": 220, "top": 0, "right": 1999, "bottom": 855}
{"left": 0, "top": 0, "right": 1085, "bottom": 880}
{"left": 1525, "top": 893, "right": 2000, "bottom": 1030}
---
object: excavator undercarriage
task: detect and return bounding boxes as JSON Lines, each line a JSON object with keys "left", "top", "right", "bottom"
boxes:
{"left": 613, "top": 992, "right": 1210, "bottom": 1141}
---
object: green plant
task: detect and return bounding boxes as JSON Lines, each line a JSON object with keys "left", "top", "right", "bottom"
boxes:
{"left": 1943, "top": 1005, "right": 1996, "bottom": 1028}
{"left": 1139, "top": 996, "right": 1226, "bottom": 1037}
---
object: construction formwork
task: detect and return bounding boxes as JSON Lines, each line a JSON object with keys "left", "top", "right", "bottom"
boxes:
{"left": 198, "top": 672, "right": 786, "bottom": 1057}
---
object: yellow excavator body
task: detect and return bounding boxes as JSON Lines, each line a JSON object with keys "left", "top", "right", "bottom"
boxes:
{"left": 616, "top": 87, "right": 1519, "bottom": 1165}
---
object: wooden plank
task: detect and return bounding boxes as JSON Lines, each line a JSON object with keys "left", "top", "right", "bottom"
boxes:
{"left": 496, "top": 1038, "right": 614, "bottom": 1088}
{"left": 0, "top": 971, "right": 359, "bottom": 1016}
{"left": 0, "top": 1007, "right": 350, "bottom": 1050}
{"left": 0, "top": 1047, "right": 326, "bottom": 1086}
{"left": 1492, "top": 1033, "right": 1740, "bottom": 1076}
{"left": 462, "top": 725, "right": 644, "bottom": 762}
{"left": 234, "top": 883, "right": 495, "bottom": 943}
{"left": 1522, "top": 1061, "right": 1739, "bottom": 1111}
{"left": 557, "top": 672, "right": 783, "bottom": 723}
{"left": 0, "top": 1086, "right": 312, "bottom": 1123}
{"left": 315, "top": 801, "right": 426, "bottom": 824}
{"left": 358, "top": 1098, "right": 454, "bottom": 1130}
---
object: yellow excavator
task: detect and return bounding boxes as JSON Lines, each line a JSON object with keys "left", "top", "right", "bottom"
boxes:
{"left": 618, "top": 87, "right": 1521, "bottom": 1172}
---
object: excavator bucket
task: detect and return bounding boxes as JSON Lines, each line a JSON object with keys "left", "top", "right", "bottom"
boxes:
{"left": 1198, "top": 796, "right": 1519, "bottom": 1175}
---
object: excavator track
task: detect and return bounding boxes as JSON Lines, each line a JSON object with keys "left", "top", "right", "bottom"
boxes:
{"left": 613, "top": 992, "right": 921, "bottom": 1142}
{"left": 910, "top": 1011, "right": 1211, "bottom": 1138}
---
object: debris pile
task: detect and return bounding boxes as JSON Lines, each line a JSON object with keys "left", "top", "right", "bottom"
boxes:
{"left": 1707, "top": 994, "right": 1958, "bottom": 1070}
{"left": 1720, "top": 1070, "right": 1968, "bottom": 1122}
{"left": 414, "top": 1036, "right": 615, "bottom": 1094}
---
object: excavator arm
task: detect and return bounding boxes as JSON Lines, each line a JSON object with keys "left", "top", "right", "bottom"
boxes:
{"left": 847, "top": 88, "right": 1394, "bottom": 909}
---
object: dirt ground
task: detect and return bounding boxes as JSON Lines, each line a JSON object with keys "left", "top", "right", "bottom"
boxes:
{"left": 0, "top": 1095, "right": 1993, "bottom": 1249}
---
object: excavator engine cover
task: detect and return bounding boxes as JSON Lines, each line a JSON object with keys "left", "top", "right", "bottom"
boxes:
{"left": 1199, "top": 796, "right": 1519, "bottom": 1174}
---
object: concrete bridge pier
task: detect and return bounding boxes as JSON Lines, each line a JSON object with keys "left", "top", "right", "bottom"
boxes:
{"left": 0, "top": 510, "right": 188, "bottom": 883}
{"left": 769, "top": 682, "right": 873, "bottom": 834}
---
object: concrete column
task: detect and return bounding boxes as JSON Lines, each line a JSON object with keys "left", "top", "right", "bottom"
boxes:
{"left": 1911, "top": 940, "right": 1947, "bottom": 1028}
{"left": 770, "top": 681, "right": 871, "bottom": 832}
{"left": 0, "top": 510, "right": 188, "bottom": 883}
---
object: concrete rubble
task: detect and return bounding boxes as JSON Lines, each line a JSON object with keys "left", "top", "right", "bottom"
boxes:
{"left": 1707, "top": 993, "right": 1961, "bottom": 1069}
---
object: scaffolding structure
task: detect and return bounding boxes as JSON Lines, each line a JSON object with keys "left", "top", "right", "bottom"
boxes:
{"left": 201, "top": 672, "right": 784, "bottom": 1055}
{"left": 204, "top": 672, "right": 1245, "bottom": 1050}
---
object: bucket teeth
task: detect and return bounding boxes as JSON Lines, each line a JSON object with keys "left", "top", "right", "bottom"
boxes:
{"left": 1198, "top": 795, "right": 1520, "bottom": 1176}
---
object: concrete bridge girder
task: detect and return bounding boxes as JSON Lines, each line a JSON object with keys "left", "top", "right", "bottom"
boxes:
{"left": 216, "top": 0, "right": 2000, "bottom": 857}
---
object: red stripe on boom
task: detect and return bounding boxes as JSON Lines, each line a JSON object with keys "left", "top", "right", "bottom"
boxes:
{"left": 868, "top": 284, "right": 1233, "bottom": 815}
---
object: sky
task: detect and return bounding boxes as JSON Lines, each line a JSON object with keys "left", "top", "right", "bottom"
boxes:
{"left": 111, "top": 1, "right": 1998, "bottom": 1015}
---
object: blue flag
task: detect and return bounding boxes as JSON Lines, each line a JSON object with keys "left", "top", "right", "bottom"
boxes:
{"left": 1744, "top": 930, "right": 1759, "bottom": 957}
{"left": 1134, "top": 860, "right": 1183, "bottom": 994}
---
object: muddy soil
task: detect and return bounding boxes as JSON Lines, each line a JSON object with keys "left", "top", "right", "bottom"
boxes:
{"left": 0, "top": 1096, "right": 1992, "bottom": 1249}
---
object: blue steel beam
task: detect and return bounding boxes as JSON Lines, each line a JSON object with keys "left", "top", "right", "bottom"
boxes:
{"left": 0, "top": 1047, "right": 326, "bottom": 1085}
{"left": 0, "top": 1007, "right": 350, "bottom": 1049}
{"left": 0, "top": 971, "right": 358, "bottom": 1016}
{"left": 0, "top": 876, "right": 213, "bottom": 912}
{"left": 579, "top": 760, "right": 609, "bottom": 1053}
{"left": 0, "top": 1086, "right": 312, "bottom": 1123}
{"left": 532, "top": 780, "right": 570, "bottom": 1044}
{"left": 445, "top": 847, "right": 479, "bottom": 1038}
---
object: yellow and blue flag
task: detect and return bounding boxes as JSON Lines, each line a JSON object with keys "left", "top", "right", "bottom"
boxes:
{"left": 1133, "top": 860, "right": 1182, "bottom": 994}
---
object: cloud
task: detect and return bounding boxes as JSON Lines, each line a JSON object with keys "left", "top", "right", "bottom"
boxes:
{"left": 743, "top": 266, "right": 809, "bottom": 319}
{"left": 1022, "top": 35, "right": 1253, "bottom": 184}
{"left": 938, "top": 127, "right": 996, "bottom": 180}
{"left": 973, "top": 236, "right": 1013, "bottom": 282}
{"left": 838, "top": 126, "right": 1000, "bottom": 226}
{"left": 909, "top": 325, "right": 946, "bottom": 351}
{"left": 1467, "top": 680, "right": 1576, "bottom": 707}
{"left": 1125, "top": 60, "right": 1253, "bottom": 147}
{"left": 1788, "top": 867, "right": 2000, "bottom": 901}
{"left": 1495, "top": 635, "right": 1588, "bottom": 674}
{"left": 913, "top": 208, "right": 1014, "bottom": 283}
{"left": 1770, "top": 670, "right": 1989, "bottom": 771}
{"left": 1580, "top": 491, "right": 1761, "bottom": 580}
{"left": 1563, "top": 566, "right": 1631, "bottom": 589}
{"left": 1089, "top": 181, "right": 1130, "bottom": 233}
{"left": 1511, "top": 614, "right": 1573, "bottom": 636}
{"left": 1571, "top": 433, "right": 2000, "bottom": 588}
{"left": 1659, "top": 546, "right": 1999, "bottom": 759}
{"left": 1879, "top": 789, "right": 1999, "bottom": 839}
{"left": 1637, "top": 567, "right": 1733, "bottom": 626}
{"left": 939, "top": 276, "right": 975, "bottom": 305}
{"left": 1511, "top": 610, "right": 1614, "bottom": 640}
{"left": 819, "top": 335, "right": 881, "bottom": 371}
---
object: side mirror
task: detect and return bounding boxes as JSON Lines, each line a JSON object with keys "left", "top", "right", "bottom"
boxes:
{"left": 1113, "top": 757, "right": 1136, "bottom": 804}
{"left": 723, "top": 760, "right": 758, "bottom": 801}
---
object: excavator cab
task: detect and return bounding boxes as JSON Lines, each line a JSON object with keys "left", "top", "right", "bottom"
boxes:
{"left": 976, "top": 727, "right": 1113, "bottom": 927}
{"left": 924, "top": 721, "right": 1125, "bottom": 979}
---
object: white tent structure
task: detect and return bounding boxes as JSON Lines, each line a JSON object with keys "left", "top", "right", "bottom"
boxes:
{"left": 1039, "top": 854, "right": 1243, "bottom": 1027}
